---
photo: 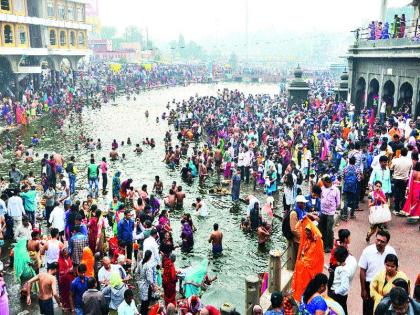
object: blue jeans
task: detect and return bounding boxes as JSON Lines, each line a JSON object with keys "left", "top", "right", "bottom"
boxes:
{"left": 341, "top": 191, "right": 357, "bottom": 219}
{"left": 69, "top": 173, "right": 76, "bottom": 195}
{"left": 89, "top": 177, "right": 99, "bottom": 197}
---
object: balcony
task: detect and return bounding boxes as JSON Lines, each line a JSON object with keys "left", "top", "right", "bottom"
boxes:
{"left": 0, "top": 13, "right": 91, "bottom": 30}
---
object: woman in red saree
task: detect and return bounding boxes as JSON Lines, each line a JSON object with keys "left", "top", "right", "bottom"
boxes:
{"left": 88, "top": 209, "right": 101, "bottom": 253}
{"left": 292, "top": 216, "right": 324, "bottom": 302}
{"left": 58, "top": 248, "right": 74, "bottom": 312}
{"left": 162, "top": 254, "right": 178, "bottom": 306}
{"left": 402, "top": 162, "right": 420, "bottom": 219}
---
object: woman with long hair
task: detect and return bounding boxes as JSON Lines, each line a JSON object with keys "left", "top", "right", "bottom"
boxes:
{"left": 299, "top": 273, "right": 329, "bottom": 314}
{"left": 370, "top": 254, "right": 410, "bottom": 311}
{"left": 282, "top": 172, "right": 295, "bottom": 213}
{"left": 366, "top": 180, "right": 388, "bottom": 242}
{"left": 58, "top": 248, "right": 75, "bottom": 312}
{"left": 137, "top": 250, "right": 156, "bottom": 315}
{"left": 180, "top": 221, "right": 194, "bottom": 252}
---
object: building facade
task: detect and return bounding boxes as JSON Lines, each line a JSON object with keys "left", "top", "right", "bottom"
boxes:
{"left": 347, "top": 2, "right": 420, "bottom": 118}
{"left": 0, "top": 0, "right": 91, "bottom": 92}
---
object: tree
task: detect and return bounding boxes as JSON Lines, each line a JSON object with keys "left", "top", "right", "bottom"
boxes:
{"left": 100, "top": 26, "right": 117, "bottom": 40}
{"left": 229, "top": 52, "right": 238, "bottom": 69}
{"left": 123, "top": 25, "right": 143, "bottom": 45}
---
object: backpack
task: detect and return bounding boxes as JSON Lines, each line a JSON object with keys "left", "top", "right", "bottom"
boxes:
{"left": 343, "top": 166, "right": 357, "bottom": 193}
{"left": 65, "top": 162, "right": 73, "bottom": 173}
{"left": 282, "top": 210, "right": 295, "bottom": 241}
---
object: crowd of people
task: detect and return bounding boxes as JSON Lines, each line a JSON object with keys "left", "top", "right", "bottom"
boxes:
{"left": 0, "top": 69, "right": 419, "bottom": 315}
{"left": 366, "top": 14, "right": 411, "bottom": 40}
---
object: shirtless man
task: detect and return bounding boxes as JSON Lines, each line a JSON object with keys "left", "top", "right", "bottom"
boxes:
{"left": 27, "top": 230, "right": 42, "bottom": 273}
{"left": 109, "top": 148, "right": 119, "bottom": 161}
{"left": 153, "top": 176, "right": 163, "bottom": 195}
{"left": 214, "top": 148, "right": 222, "bottom": 171}
{"left": 164, "top": 189, "right": 177, "bottom": 209}
{"left": 257, "top": 222, "right": 270, "bottom": 246}
{"left": 199, "top": 161, "right": 208, "bottom": 185}
{"left": 26, "top": 262, "right": 61, "bottom": 314}
{"left": 175, "top": 186, "right": 186, "bottom": 209}
{"left": 208, "top": 223, "right": 223, "bottom": 254}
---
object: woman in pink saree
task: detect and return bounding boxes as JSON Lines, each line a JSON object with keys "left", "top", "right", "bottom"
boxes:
{"left": 402, "top": 162, "right": 420, "bottom": 219}
{"left": 16, "top": 104, "right": 23, "bottom": 125}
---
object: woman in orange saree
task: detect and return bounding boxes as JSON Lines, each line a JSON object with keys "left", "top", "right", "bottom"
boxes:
{"left": 292, "top": 216, "right": 325, "bottom": 302}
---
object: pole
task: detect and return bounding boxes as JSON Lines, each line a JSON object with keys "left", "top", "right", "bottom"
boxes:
{"left": 245, "top": 275, "right": 259, "bottom": 315}
{"left": 245, "top": 0, "right": 249, "bottom": 66}
{"left": 268, "top": 249, "right": 281, "bottom": 292}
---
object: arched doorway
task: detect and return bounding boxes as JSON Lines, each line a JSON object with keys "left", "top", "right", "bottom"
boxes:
{"left": 0, "top": 56, "right": 14, "bottom": 96}
{"left": 398, "top": 82, "right": 413, "bottom": 114}
{"left": 367, "top": 78, "right": 379, "bottom": 109}
{"left": 382, "top": 80, "right": 395, "bottom": 114}
{"left": 60, "top": 57, "right": 73, "bottom": 84}
{"left": 355, "top": 77, "right": 366, "bottom": 113}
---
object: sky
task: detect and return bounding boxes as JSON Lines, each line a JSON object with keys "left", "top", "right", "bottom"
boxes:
{"left": 98, "top": 0, "right": 413, "bottom": 42}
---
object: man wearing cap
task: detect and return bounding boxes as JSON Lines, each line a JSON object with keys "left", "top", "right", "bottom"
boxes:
{"left": 320, "top": 175, "right": 341, "bottom": 253}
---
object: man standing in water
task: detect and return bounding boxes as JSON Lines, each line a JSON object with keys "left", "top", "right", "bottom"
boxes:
{"left": 26, "top": 262, "right": 61, "bottom": 314}
{"left": 208, "top": 223, "right": 223, "bottom": 254}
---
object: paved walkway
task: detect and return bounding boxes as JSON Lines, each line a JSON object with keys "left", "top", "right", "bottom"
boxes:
{"left": 325, "top": 201, "right": 420, "bottom": 314}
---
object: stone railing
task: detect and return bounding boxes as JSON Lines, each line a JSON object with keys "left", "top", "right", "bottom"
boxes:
{"left": 244, "top": 247, "right": 294, "bottom": 315}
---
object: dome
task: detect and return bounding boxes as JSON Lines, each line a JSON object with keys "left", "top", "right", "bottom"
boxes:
{"left": 294, "top": 65, "right": 303, "bottom": 78}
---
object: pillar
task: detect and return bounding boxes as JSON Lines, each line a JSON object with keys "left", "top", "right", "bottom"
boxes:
{"left": 245, "top": 275, "right": 260, "bottom": 315}
{"left": 269, "top": 249, "right": 281, "bottom": 293}
{"left": 393, "top": 76, "right": 400, "bottom": 110}
{"left": 220, "top": 303, "right": 235, "bottom": 315}
{"left": 413, "top": 78, "right": 419, "bottom": 117}
{"left": 364, "top": 73, "right": 370, "bottom": 108}
{"left": 378, "top": 70, "right": 384, "bottom": 117}
{"left": 380, "top": 0, "right": 388, "bottom": 22}
{"left": 14, "top": 75, "right": 20, "bottom": 99}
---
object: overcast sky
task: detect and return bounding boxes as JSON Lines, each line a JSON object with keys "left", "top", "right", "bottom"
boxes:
{"left": 99, "top": 0, "right": 412, "bottom": 41}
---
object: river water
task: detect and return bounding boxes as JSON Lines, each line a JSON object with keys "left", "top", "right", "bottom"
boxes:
{"left": 2, "top": 82, "right": 289, "bottom": 314}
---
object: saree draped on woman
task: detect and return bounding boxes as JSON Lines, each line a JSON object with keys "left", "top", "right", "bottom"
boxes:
{"left": 162, "top": 256, "right": 177, "bottom": 305}
{"left": 14, "top": 239, "right": 37, "bottom": 294}
{"left": 112, "top": 171, "right": 121, "bottom": 198}
{"left": 183, "top": 259, "right": 208, "bottom": 298}
{"left": 292, "top": 217, "right": 324, "bottom": 301}
{"left": 403, "top": 170, "right": 420, "bottom": 218}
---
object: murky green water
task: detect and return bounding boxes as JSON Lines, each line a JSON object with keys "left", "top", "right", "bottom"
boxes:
{"left": 2, "top": 83, "right": 289, "bottom": 314}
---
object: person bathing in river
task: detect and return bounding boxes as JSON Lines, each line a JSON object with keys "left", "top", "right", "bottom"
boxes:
{"left": 164, "top": 189, "right": 177, "bottom": 210}
{"left": 110, "top": 147, "right": 119, "bottom": 161}
{"left": 194, "top": 197, "right": 208, "bottom": 217}
{"left": 134, "top": 144, "right": 143, "bottom": 154}
{"left": 208, "top": 223, "right": 223, "bottom": 255}
{"left": 153, "top": 176, "right": 163, "bottom": 195}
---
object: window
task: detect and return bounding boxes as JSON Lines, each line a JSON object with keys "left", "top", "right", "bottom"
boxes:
{"left": 49, "top": 29, "right": 56, "bottom": 46}
{"left": 57, "top": 2, "right": 65, "bottom": 19}
{"left": 59, "top": 30, "right": 66, "bottom": 46}
{"left": 67, "top": 4, "right": 74, "bottom": 20}
{"left": 4, "top": 24, "right": 13, "bottom": 44}
{"left": 13, "top": 0, "right": 25, "bottom": 15}
{"left": 78, "top": 31, "right": 85, "bottom": 47}
{"left": 1, "top": 0, "right": 10, "bottom": 11}
{"left": 69, "top": 31, "right": 75, "bottom": 47}
{"left": 47, "top": 0, "right": 54, "bottom": 17}
{"left": 18, "top": 25, "right": 26, "bottom": 45}
{"left": 76, "top": 5, "right": 84, "bottom": 22}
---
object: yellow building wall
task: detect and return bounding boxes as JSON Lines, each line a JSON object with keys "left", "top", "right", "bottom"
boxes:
{"left": 0, "top": 22, "right": 29, "bottom": 48}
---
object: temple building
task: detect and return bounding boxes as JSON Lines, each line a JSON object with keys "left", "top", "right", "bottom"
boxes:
{"left": 347, "top": 0, "right": 420, "bottom": 117}
{"left": 0, "top": 0, "right": 91, "bottom": 94}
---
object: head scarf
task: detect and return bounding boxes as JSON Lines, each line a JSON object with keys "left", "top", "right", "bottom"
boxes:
{"left": 80, "top": 247, "right": 94, "bottom": 277}
{"left": 14, "top": 239, "right": 35, "bottom": 283}
{"left": 109, "top": 271, "right": 123, "bottom": 288}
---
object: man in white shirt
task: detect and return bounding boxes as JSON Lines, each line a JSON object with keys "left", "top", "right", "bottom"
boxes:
{"left": 48, "top": 202, "right": 65, "bottom": 237}
{"left": 390, "top": 147, "right": 412, "bottom": 214}
{"left": 98, "top": 256, "right": 118, "bottom": 289}
{"left": 330, "top": 246, "right": 357, "bottom": 314}
{"left": 143, "top": 228, "right": 160, "bottom": 283}
{"left": 358, "top": 229, "right": 396, "bottom": 315}
{"left": 7, "top": 190, "right": 25, "bottom": 237}
{"left": 243, "top": 147, "right": 254, "bottom": 184}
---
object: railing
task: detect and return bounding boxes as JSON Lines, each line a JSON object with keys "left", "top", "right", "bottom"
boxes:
{"left": 244, "top": 245, "right": 293, "bottom": 315}
{"left": 352, "top": 18, "right": 419, "bottom": 42}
